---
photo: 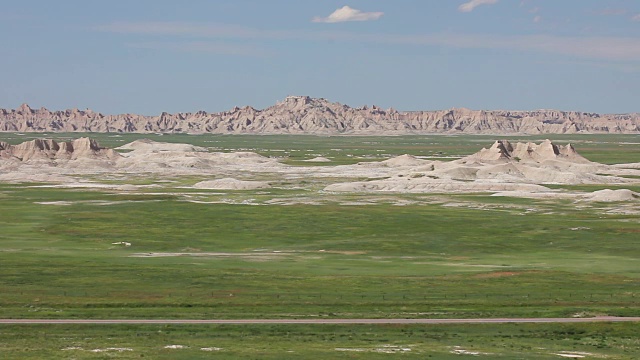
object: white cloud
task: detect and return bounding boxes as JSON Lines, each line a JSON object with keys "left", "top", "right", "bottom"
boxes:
{"left": 458, "top": 0, "right": 499, "bottom": 13}
{"left": 533, "top": 16, "right": 542, "bottom": 23}
{"left": 633, "top": 14, "right": 640, "bottom": 21}
{"left": 312, "top": 6, "right": 383, "bottom": 23}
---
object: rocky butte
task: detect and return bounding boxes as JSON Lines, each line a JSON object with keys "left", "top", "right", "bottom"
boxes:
{"left": 0, "top": 96, "right": 638, "bottom": 134}
{"left": 2, "top": 138, "right": 639, "bottom": 203}
{"left": 0, "top": 137, "right": 120, "bottom": 162}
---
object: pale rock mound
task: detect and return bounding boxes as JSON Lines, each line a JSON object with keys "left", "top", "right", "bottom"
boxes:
{"left": 0, "top": 141, "right": 11, "bottom": 154}
{"left": 116, "top": 139, "right": 207, "bottom": 153}
{"left": 116, "top": 147, "right": 275, "bottom": 172}
{"left": 324, "top": 140, "right": 635, "bottom": 194}
{"left": 382, "top": 154, "right": 429, "bottom": 167}
{"left": 0, "top": 137, "right": 120, "bottom": 162}
{"left": 613, "top": 162, "right": 640, "bottom": 169}
{"left": 0, "top": 172, "right": 73, "bottom": 183}
{"left": 215, "top": 151, "right": 271, "bottom": 162}
{"left": 435, "top": 165, "right": 478, "bottom": 181}
{"left": 437, "top": 140, "right": 618, "bottom": 184}
{"left": 324, "top": 179, "right": 548, "bottom": 193}
{"left": 466, "top": 139, "right": 588, "bottom": 163}
{"left": 584, "top": 189, "right": 639, "bottom": 202}
{"left": 303, "top": 156, "right": 331, "bottom": 162}
{"left": 193, "top": 178, "right": 271, "bottom": 190}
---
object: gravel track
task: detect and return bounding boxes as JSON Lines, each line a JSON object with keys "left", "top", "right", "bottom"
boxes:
{"left": 1, "top": 317, "right": 639, "bottom": 325}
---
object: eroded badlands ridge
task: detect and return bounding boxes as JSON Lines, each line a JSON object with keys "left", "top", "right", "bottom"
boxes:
{"left": 0, "top": 137, "right": 120, "bottom": 162}
{"left": 1, "top": 96, "right": 639, "bottom": 134}
{"left": 324, "top": 139, "right": 637, "bottom": 194}
{"left": 1, "top": 138, "right": 639, "bottom": 203}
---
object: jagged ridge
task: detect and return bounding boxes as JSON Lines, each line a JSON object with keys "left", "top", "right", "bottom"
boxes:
{"left": 0, "top": 137, "right": 120, "bottom": 162}
{"left": 468, "top": 139, "right": 589, "bottom": 163}
{"left": 1, "top": 96, "right": 638, "bottom": 134}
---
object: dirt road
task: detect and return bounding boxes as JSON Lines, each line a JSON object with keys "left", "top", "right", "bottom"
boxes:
{"left": 1, "top": 317, "right": 639, "bottom": 325}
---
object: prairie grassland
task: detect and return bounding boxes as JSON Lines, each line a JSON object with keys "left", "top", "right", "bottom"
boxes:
{"left": 0, "top": 133, "right": 639, "bottom": 358}
{"left": 1, "top": 323, "right": 639, "bottom": 359}
{"left": 1, "top": 184, "right": 638, "bottom": 320}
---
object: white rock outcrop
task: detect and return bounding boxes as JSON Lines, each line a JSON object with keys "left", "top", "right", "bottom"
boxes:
{"left": 193, "top": 178, "right": 271, "bottom": 190}
{"left": 0, "top": 137, "right": 120, "bottom": 162}
{"left": 324, "top": 140, "right": 639, "bottom": 195}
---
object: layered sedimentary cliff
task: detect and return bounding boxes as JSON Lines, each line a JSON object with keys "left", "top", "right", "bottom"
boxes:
{"left": 1, "top": 96, "right": 638, "bottom": 134}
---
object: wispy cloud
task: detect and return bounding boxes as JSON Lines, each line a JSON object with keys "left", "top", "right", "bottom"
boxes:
{"left": 633, "top": 14, "right": 640, "bottom": 22}
{"left": 593, "top": 8, "right": 628, "bottom": 16}
{"left": 126, "top": 41, "right": 270, "bottom": 57}
{"left": 388, "top": 33, "right": 640, "bottom": 61}
{"left": 95, "top": 22, "right": 640, "bottom": 61}
{"left": 458, "top": 0, "right": 499, "bottom": 13}
{"left": 312, "top": 6, "right": 383, "bottom": 23}
{"left": 94, "top": 22, "right": 274, "bottom": 38}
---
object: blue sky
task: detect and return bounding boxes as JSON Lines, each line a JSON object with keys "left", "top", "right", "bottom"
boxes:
{"left": 2, "top": 0, "right": 640, "bottom": 114}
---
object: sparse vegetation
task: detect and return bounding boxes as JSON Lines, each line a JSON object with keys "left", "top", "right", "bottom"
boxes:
{"left": 0, "top": 133, "right": 639, "bottom": 358}
{"left": 1, "top": 323, "right": 639, "bottom": 359}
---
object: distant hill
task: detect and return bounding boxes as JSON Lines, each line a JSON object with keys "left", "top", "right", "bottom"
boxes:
{"left": 1, "top": 96, "right": 638, "bottom": 134}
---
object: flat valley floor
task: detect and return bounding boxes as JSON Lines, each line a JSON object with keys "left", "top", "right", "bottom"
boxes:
{"left": 0, "top": 133, "right": 639, "bottom": 359}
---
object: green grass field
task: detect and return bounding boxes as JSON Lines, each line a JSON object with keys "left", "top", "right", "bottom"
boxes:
{"left": 0, "top": 133, "right": 639, "bottom": 358}
{"left": 2, "top": 323, "right": 639, "bottom": 359}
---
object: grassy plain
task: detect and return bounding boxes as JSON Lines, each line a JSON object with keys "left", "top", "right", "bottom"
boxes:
{"left": 0, "top": 133, "right": 639, "bottom": 358}
{"left": 1, "top": 323, "right": 639, "bottom": 359}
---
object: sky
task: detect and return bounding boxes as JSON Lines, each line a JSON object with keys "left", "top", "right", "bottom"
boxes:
{"left": 2, "top": 0, "right": 640, "bottom": 114}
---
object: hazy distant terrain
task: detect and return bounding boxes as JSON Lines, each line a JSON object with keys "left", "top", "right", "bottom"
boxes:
{"left": 2, "top": 96, "right": 639, "bottom": 134}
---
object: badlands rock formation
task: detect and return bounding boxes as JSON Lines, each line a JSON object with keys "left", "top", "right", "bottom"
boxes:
{"left": 586, "top": 189, "right": 638, "bottom": 202}
{"left": 0, "top": 138, "right": 280, "bottom": 182}
{"left": 0, "top": 137, "right": 121, "bottom": 182}
{"left": 324, "top": 140, "right": 638, "bottom": 194}
{"left": 466, "top": 139, "right": 587, "bottom": 163}
{"left": 1, "top": 96, "right": 638, "bottom": 134}
{"left": 193, "top": 178, "right": 271, "bottom": 190}
{"left": 1, "top": 138, "right": 638, "bottom": 202}
{"left": 0, "top": 137, "right": 120, "bottom": 162}
{"left": 115, "top": 138, "right": 207, "bottom": 153}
